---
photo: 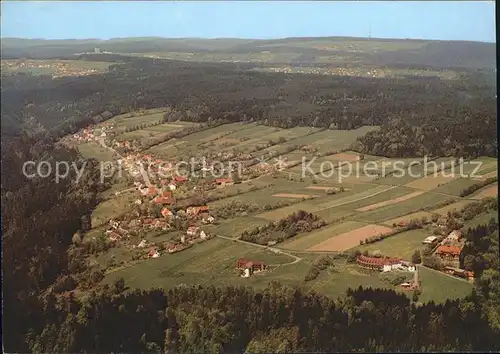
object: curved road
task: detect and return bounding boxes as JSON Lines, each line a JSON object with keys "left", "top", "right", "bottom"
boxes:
{"left": 216, "top": 234, "right": 302, "bottom": 266}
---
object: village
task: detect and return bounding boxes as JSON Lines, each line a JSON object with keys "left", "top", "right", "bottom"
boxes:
{"left": 1, "top": 59, "right": 107, "bottom": 78}
{"left": 65, "top": 113, "right": 493, "bottom": 290}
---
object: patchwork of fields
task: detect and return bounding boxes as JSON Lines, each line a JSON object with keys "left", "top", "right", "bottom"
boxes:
{"left": 74, "top": 112, "right": 495, "bottom": 304}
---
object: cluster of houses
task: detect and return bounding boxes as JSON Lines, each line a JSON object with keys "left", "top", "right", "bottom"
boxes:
{"left": 164, "top": 226, "right": 211, "bottom": 254}
{"left": 72, "top": 123, "right": 115, "bottom": 143}
{"left": 422, "top": 230, "right": 465, "bottom": 269}
{"left": 2, "top": 60, "right": 102, "bottom": 78}
{"left": 236, "top": 258, "right": 268, "bottom": 277}
{"left": 356, "top": 255, "right": 420, "bottom": 290}
{"left": 356, "top": 255, "right": 416, "bottom": 273}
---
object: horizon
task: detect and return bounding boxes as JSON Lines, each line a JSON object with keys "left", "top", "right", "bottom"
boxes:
{"left": 1, "top": 1, "right": 496, "bottom": 43}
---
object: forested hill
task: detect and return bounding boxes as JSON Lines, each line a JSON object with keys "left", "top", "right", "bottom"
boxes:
{"left": 2, "top": 52, "right": 497, "bottom": 158}
{"left": 2, "top": 36, "right": 495, "bottom": 69}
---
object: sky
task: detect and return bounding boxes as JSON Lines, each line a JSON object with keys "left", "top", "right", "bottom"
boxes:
{"left": 1, "top": 1, "right": 496, "bottom": 42}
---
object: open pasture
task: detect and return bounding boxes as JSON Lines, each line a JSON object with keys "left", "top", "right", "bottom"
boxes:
{"left": 418, "top": 266, "right": 473, "bottom": 304}
{"left": 355, "top": 229, "right": 429, "bottom": 260}
{"left": 262, "top": 126, "right": 379, "bottom": 156}
{"left": 431, "top": 178, "right": 480, "bottom": 196}
{"left": 323, "top": 186, "right": 416, "bottom": 211}
{"left": 209, "top": 216, "right": 271, "bottom": 238}
{"left": 354, "top": 193, "right": 457, "bottom": 223}
{"left": 404, "top": 174, "right": 456, "bottom": 191}
{"left": 431, "top": 200, "right": 477, "bottom": 216}
{"left": 280, "top": 220, "right": 366, "bottom": 251}
{"left": 272, "top": 193, "right": 317, "bottom": 199}
{"left": 103, "top": 237, "right": 294, "bottom": 290}
{"left": 208, "top": 179, "right": 314, "bottom": 208}
{"left": 77, "top": 142, "right": 117, "bottom": 161}
{"left": 356, "top": 190, "right": 424, "bottom": 212}
{"left": 475, "top": 170, "right": 498, "bottom": 180}
{"left": 314, "top": 184, "right": 395, "bottom": 209}
{"left": 382, "top": 211, "right": 434, "bottom": 226}
{"left": 324, "top": 152, "right": 362, "bottom": 162}
{"left": 307, "top": 224, "right": 393, "bottom": 252}
{"left": 91, "top": 192, "right": 137, "bottom": 228}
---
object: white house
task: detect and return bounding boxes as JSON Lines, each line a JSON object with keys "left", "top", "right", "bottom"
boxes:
{"left": 137, "top": 239, "right": 147, "bottom": 248}
{"left": 200, "top": 230, "right": 207, "bottom": 240}
{"left": 447, "top": 230, "right": 461, "bottom": 242}
{"left": 241, "top": 268, "right": 251, "bottom": 278}
{"left": 180, "top": 235, "right": 186, "bottom": 244}
{"left": 422, "top": 236, "right": 438, "bottom": 244}
{"left": 168, "top": 183, "right": 177, "bottom": 191}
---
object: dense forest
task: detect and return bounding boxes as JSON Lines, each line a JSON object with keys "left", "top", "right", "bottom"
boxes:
{"left": 2, "top": 52, "right": 496, "bottom": 159}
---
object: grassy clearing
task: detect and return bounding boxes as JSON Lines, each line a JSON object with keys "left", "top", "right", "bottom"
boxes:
{"left": 464, "top": 210, "right": 498, "bottom": 229}
{"left": 356, "top": 229, "right": 429, "bottom": 260}
{"left": 418, "top": 266, "right": 473, "bottom": 303}
{"left": 91, "top": 193, "right": 137, "bottom": 228}
{"left": 280, "top": 221, "right": 366, "bottom": 250}
{"left": 103, "top": 237, "right": 296, "bottom": 290}
{"left": 77, "top": 142, "right": 116, "bottom": 161}
{"left": 309, "top": 263, "right": 392, "bottom": 299}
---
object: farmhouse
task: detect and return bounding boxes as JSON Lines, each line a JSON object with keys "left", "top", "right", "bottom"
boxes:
{"left": 201, "top": 213, "right": 215, "bottom": 224}
{"left": 153, "top": 191, "right": 174, "bottom": 205}
{"left": 173, "top": 175, "right": 188, "bottom": 183}
{"left": 435, "top": 245, "right": 463, "bottom": 267}
{"left": 236, "top": 258, "right": 267, "bottom": 276}
{"left": 187, "top": 226, "right": 200, "bottom": 237}
{"left": 148, "top": 248, "right": 160, "bottom": 259}
{"left": 356, "top": 255, "right": 402, "bottom": 272}
{"left": 214, "top": 177, "right": 234, "bottom": 188}
{"left": 108, "top": 231, "right": 122, "bottom": 242}
{"left": 186, "top": 205, "right": 209, "bottom": 216}
{"left": 161, "top": 207, "right": 174, "bottom": 218}
{"left": 445, "top": 230, "right": 462, "bottom": 243}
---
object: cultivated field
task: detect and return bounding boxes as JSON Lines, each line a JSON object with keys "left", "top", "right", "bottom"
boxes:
{"left": 356, "top": 191, "right": 424, "bottom": 212}
{"left": 307, "top": 224, "right": 394, "bottom": 252}
{"left": 382, "top": 211, "right": 434, "bottom": 226}
{"left": 432, "top": 200, "right": 477, "bottom": 216}
{"left": 472, "top": 184, "right": 498, "bottom": 199}
{"left": 281, "top": 221, "right": 366, "bottom": 250}
{"left": 404, "top": 174, "right": 456, "bottom": 190}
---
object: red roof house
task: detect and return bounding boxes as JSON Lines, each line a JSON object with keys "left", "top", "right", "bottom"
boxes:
{"left": 161, "top": 207, "right": 173, "bottom": 218}
{"left": 173, "top": 175, "right": 188, "bottom": 183}
{"left": 435, "top": 245, "right": 462, "bottom": 257}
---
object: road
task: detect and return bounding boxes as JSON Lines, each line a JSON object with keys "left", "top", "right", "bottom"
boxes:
{"left": 216, "top": 234, "right": 302, "bottom": 266}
